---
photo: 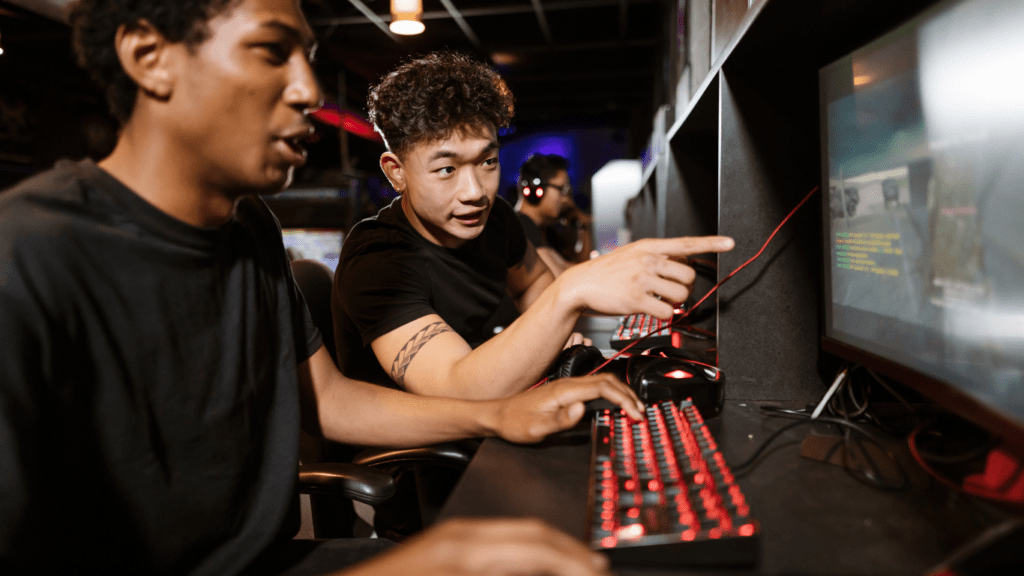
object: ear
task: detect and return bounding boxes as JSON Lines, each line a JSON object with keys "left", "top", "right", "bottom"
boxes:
{"left": 380, "top": 152, "right": 407, "bottom": 193}
{"left": 113, "top": 20, "right": 176, "bottom": 100}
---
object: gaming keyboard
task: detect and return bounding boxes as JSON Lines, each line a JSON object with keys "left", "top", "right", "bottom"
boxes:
{"left": 586, "top": 399, "right": 760, "bottom": 567}
{"left": 609, "top": 312, "right": 714, "bottom": 352}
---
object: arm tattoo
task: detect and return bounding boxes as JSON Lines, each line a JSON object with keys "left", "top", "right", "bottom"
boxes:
{"left": 521, "top": 242, "right": 541, "bottom": 274}
{"left": 390, "top": 321, "right": 454, "bottom": 387}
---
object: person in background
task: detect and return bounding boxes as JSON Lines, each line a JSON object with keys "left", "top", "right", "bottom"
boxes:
{"left": 0, "top": 1, "right": 648, "bottom": 574}
{"left": 331, "top": 52, "right": 734, "bottom": 403}
{"left": 514, "top": 153, "right": 593, "bottom": 277}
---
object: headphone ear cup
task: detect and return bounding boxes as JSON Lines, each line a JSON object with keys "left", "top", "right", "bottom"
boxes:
{"left": 521, "top": 182, "right": 542, "bottom": 205}
{"left": 548, "top": 344, "right": 606, "bottom": 380}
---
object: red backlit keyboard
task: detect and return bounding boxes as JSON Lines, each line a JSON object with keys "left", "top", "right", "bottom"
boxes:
{"left": 609, "top": 311, "right": 716, "bottom": 352}
{"left": 610, "top": 313, "right": 677, "bottom": 350}
{"left": 586, "top": 399, "right": 759, "bottom": 567}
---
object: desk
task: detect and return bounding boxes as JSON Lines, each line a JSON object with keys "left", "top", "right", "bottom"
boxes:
{"left": 439, "top": 400, "right": 1009, "bottom": 575}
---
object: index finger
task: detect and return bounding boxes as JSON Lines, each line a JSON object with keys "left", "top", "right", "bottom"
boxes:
{"left": 648, "top": 235, "right": 735, "bottom": 258}
{"left": 556, "top": 374, "right": 644, "bottom": 419}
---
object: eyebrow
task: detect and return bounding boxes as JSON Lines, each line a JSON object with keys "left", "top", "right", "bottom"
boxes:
{"left": 426, "top": 141, "right": 499, "bottom": 163}
{"left": 259, "top": 20, "right": 318, "bottom": 55}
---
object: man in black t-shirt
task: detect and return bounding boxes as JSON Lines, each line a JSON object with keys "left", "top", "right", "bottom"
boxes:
{"left": 0, "top": 2, "right": 649, "bottom": 575}
{"left": 333, "top": 53, "right": 735, "bottom": 400}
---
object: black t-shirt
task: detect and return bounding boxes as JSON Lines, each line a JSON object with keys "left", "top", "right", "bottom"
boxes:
{"left": 332, "top": 196, "right": 527, "bottom": 388}
{"left": 516, "top": 212, "right": 548, "bottom": 248}
{"left": 0, "top": 160, "right": 322, "bottom": 575}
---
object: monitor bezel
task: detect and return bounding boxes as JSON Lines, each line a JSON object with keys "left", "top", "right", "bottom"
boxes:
{"left": 817, "top": 0, "right": 1024, "bottom": 458}
{"left": 821, "top": 337, "right": 1024, "bottom": 458}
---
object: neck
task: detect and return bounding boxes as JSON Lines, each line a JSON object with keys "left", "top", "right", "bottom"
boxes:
{"left": 99, "top": 120, "right": 238, "bottom": 228}
{"left": 400, "top": 195, "right": 464, "bottom": 249}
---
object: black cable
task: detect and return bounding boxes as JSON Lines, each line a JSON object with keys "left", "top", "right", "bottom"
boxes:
{"left": 912, "top": 421, "right": 1001, "bottom": 464}
{"left": 734, "top": 370, "right": 910, "bottom": 492}
{"left": 731, "top": 413, "right": 886, "bottom": 473}
{"left": 834, "top": 383, "right": 908, "bottom": 492}
{"left": 836, "top": 365, "right": 919, "bottom": 436}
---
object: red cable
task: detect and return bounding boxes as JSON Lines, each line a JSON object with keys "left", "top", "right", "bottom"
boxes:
{"left": 530, "top": 185, "right": 820, "bottom": 390}
{"left": 578, "top": 185, "right": 821, "bottom": 378}
{"left": 907, "top": 425, "right": 1023, "bottom": 504}
{"left": 681, "top": 185, "right": 820, "bottom": 320}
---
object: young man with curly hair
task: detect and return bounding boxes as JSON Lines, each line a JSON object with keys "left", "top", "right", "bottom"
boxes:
{"left": 0, "top": 1, "right": 647, "bottom": 574}
{"left": 331, "top": 53, "right": 734, "bottom": 400}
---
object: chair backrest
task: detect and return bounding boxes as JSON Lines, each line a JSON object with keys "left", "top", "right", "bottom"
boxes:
{"left": 290, "top": 259, "right": 367, "bottom": 538}
{"left": 290, "top": 258, "right": 338, "bottom": 363}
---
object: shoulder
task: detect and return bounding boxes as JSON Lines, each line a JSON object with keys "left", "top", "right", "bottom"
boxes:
{"left": 515, "top": 211, "right": 536, "bottom": 231}
{"left": 337, "top": 221, "right": 431, "bottom": 292}
{"left": 0, "top": 162, "right": 105, "bottom": 317}
{"left": 234, "top": 195, "right": 284, "bottom": 240}
{"left": 0, "top": 161, "right": 99, "bottom": 255}
{"left": 1, "top": 159, "right": 93, "bottom": 215}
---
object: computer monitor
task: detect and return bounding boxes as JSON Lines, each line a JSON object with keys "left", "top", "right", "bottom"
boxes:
{"left": 819, "top": 0, "right": 1024, "bottom": 451}
{"left": 282, "top": 228, "right": 344, "bottom": 272}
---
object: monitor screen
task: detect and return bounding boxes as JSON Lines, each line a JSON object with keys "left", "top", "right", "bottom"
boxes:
{"left": 282, "top": 228, "right": 344, "bottom": 272}
{"left": 819, "top": 0, "right": 1024, "bottom": 439}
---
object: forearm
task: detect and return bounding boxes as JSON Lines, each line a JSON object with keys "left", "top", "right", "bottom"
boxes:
{"left": 310, "top": 366, "right": 500, "bottom": 447}
{"left": 443, "top": 275, "right": 583, "bottom": 399}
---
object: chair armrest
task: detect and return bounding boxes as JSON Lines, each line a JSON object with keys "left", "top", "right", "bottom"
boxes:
{"left": 298, "top": 462, "right": 397, "bottom": 506}
{"left": 352, "top": 439, "right": 481, "bottom": 469}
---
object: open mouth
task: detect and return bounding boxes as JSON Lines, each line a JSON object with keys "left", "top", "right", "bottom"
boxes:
{"left": 276, "top": 136, "right": 308, "bottom": 166}
{"left": 454, "top": 209, "right": 485, "bottom": 224}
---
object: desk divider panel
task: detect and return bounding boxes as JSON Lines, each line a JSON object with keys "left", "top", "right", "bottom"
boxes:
{"left": 716, "top": 67, "right": 823, "bottom": 402}
{"left": 666, "top": 74, "right": 720, "bottom": 241}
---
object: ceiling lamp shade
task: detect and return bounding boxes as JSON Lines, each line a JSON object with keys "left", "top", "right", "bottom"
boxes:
{"left": 390, "top": 0, "right": 425, "bottom": 35}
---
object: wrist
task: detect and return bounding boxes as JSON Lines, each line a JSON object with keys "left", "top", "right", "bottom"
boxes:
{"left": 549, "top": 270, "right": 587, "bottom": 315}
{"left": 475, "top": 398, "right": 504, "bottom": 438}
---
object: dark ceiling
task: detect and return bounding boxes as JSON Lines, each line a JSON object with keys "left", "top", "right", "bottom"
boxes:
{"left": 303, "top": 0, "right": 668, "bottom": 142}
{"left": 0, "top": 0, "right": 669, "bottom": 188}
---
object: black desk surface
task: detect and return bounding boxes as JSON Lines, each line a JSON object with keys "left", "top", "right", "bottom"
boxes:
{"left": 438, "top": 400, "right": 1009, "bottom": 575}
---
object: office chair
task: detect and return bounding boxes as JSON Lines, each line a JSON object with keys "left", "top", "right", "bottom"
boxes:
{"left": 289, "top": 259, "right": 478, "bottom": 540}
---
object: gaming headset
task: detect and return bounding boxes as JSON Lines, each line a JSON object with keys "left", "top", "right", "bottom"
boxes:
{"left": 518, "top": 154, "right": 568, "bottom": 206}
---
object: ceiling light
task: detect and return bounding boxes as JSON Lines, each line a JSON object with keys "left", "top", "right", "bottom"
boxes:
{"left": 491, "top": 52, "right": 518, "bottom": 66}
{"left": 390, "top": 0, "right": 425, "bottom": 35}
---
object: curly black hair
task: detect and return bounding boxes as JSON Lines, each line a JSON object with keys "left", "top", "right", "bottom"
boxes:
{"left": 367, "top": 52, "right": 515, "bottom": 157}
{"left": 68, "top": 0, "right": 239, "bottom": 124}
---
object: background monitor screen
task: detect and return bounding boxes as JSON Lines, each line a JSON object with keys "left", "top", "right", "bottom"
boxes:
{"left": 819, "top": 0, "right": 1024, "bottom": 434}
{"left": 282, "top": 228, "right": 344, "bottom": 272}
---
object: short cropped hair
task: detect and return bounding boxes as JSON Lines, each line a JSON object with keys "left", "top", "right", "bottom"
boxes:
{"left": 367, "top": 52, "right": 515, "bottom": 157}
{"left": 519, "top": 153, "right": 568, "bottom": 185}
{"left": 69, "top": 0, "right": 239, "bottom": 124}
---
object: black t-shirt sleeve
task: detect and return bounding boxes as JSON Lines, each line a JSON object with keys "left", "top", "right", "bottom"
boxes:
{"left": 515, "top": 212, "right": 545, "bottom": 254}
{"left": 492, "top": 198, "right": 527, "bottom": 267}
{"left": 0, "top": 218, "right": 52, "bottom": 556}
{"left": 248, "top": 198, "right": 322, "bottom": 363}
{"left": 286, "top": 267, "right": 324, "bottom": 362}
{"left": 336, "top": 245, "right": 436, "bottom": 346}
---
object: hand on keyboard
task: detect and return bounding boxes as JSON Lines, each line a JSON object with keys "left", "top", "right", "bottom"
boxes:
{"left": 495, "top": 374, "right": 644, "bottom": 444}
